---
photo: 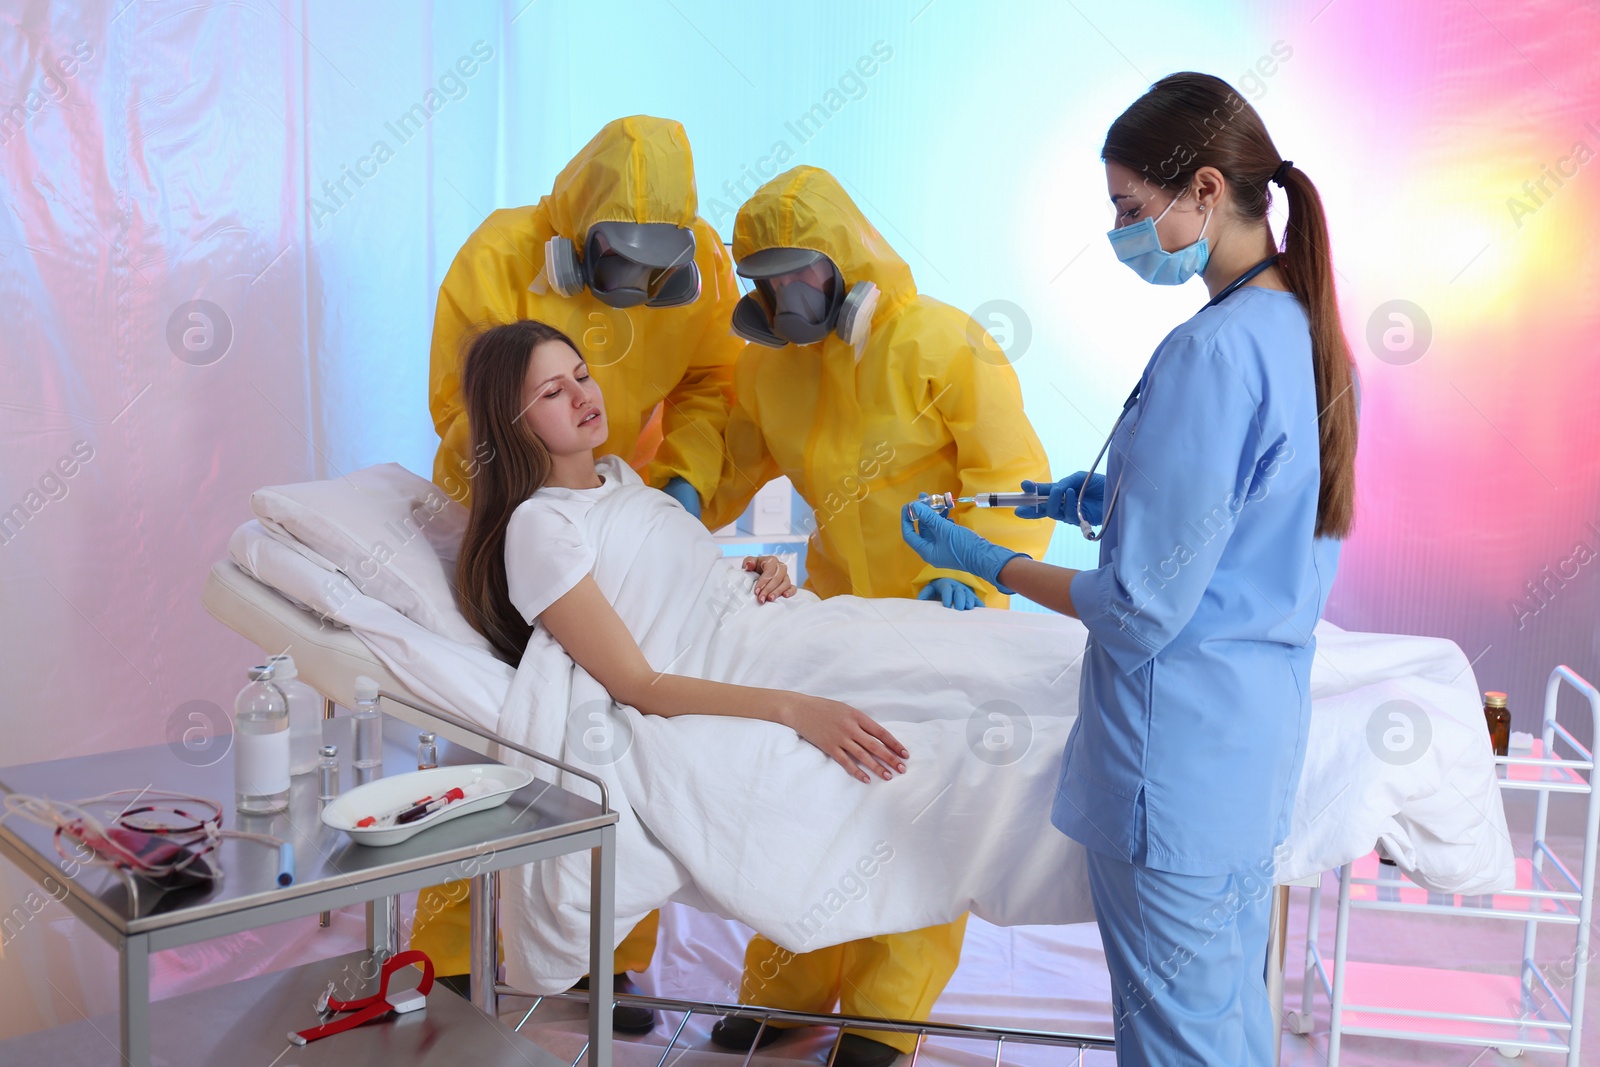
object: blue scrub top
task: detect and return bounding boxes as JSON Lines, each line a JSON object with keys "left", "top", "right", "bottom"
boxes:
{"left": 1055, "top": 286, "right": 1343, "bottom": 876}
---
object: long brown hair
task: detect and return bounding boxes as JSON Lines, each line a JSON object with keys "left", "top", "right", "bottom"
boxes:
{"left": 455, "top": 320, "right": 579, "bottom": 661}
{"left": 1103, "top": 72, "right": 1357, "bottom": 538}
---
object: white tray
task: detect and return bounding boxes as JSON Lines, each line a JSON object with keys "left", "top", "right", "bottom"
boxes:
{"left": 321, "top": 765, "right": 534, "bottom": 846}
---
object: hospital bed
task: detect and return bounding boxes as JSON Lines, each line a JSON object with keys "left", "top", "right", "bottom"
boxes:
{"left": 201, "top": 555, "right": 1120, "bottom": 1062}
{"left": 201, "top": 463, "right": 1522, "bottom": 1065}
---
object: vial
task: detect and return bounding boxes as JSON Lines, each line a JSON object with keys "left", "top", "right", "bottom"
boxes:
{"left": 317, "top": 744, "right": 341, "bottom": 801}
{"left": 417, "top": 732, "right": 438, "bottom": 771}
{"left": 1483, "top": 691, "right": 1510, "bottom": 758}
{"left": 352, "top": 675, "right": 383, "bottom": 770}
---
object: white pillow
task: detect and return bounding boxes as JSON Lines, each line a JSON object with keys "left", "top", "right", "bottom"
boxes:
{"left": 228, "top": 519, "right": 355, "bottom": 625}
{"left": 250, "top": 463, "right": 493, "bottom": 653}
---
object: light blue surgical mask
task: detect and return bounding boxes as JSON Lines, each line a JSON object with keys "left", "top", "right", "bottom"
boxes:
{"left": 1107, "top": 189, "right": 1211, "bottom": 285}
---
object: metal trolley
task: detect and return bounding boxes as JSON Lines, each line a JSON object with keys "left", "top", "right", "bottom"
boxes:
{"left": 1289, "top": 665, "right": 1598, "bottom": 1065}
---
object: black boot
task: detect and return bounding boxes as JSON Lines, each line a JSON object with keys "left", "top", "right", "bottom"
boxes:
{"left": 834, "top": 1034, "right": 903, "bottom": 1067}
{"left": 569, "top": 972, "right": 657, "bottom": 1034}
{"left": 709, "top": 1015, "right": 786, "bottom": 1050}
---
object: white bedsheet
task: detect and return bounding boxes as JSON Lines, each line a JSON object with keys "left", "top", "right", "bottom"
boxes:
{"left": 229, "top": 519, "right": 1515, "bottom": 996}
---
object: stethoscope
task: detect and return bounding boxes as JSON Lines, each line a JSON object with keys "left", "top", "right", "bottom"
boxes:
{"left": 1078, "top": 252, "right": 1282, "bottom": 541}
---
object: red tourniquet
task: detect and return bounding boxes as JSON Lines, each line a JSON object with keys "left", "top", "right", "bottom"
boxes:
{"left": 288, "top": 950, "right": 435, "bottom": 1046}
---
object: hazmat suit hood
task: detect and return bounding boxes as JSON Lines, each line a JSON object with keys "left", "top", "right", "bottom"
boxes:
{"left": 542, "top": 115, "right": 699, "bottom": 245}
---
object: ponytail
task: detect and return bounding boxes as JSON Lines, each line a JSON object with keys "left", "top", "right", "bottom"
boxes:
{"left": 1273, "top": 163, "right": 1357, "bottom": 538}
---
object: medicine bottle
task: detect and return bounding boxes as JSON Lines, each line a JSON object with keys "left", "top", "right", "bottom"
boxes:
{"left": 235, "top": 665, "right": 290, "bottom": 814}
{"left": 318, "top": 744, "right": 341, "bottom": 801}
{"left": 1483, "top": 691, "right": 1510, "bottom": 757}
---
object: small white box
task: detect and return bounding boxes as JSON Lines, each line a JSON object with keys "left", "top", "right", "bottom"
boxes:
{"left": 738, "top": 476, "right": 796, "bottom": 537}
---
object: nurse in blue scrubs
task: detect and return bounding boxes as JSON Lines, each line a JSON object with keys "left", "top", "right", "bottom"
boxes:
{"left": 901, "top": 72, "right": 1359, "bottom": 1065}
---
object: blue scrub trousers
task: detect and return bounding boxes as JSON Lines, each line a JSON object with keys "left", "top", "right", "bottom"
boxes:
{"left": 1085, "top": 849, "right": 1275, "bottom": 1066}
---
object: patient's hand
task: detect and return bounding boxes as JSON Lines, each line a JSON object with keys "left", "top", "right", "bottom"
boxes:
{"left": 780, "top": 695, "right": 909, "bottom": 783}
{"left": 744, "top": 555, "right": 797, "bottom": 604}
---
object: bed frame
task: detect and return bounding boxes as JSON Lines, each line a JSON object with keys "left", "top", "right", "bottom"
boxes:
{"left": 205, "top": 557, "right": 1330, "bottom": 1066}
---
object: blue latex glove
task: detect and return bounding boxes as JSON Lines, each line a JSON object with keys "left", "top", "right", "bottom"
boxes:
{"left": 662, "top": 476, "right": 701, "bottom": 519}
{"left": 918, "top": 577, "right": 983, "bottom": 611}
{"left": 901, "top": 500, "right": 1028, "bottom": 593}
{"left": 1014, "top": 472, "right": 1107, "bottom": 525}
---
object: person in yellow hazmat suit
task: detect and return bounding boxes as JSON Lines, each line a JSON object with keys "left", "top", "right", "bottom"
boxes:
{"left": 430, "top": 114, "right": 742, "bottom": 516}
{"left": 701, "top": 165, "right": 1053, "bottom": 1067}
{"left": 419, "top": 115, "right": 744, "bottom": 1033}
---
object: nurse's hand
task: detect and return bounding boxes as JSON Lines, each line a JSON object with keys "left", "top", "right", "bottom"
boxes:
{"left": 918, "top": 577, "right": 982, "bottom": 610}
{"left": 744, "top": 555, "right": 796, "bottom": 603}
{"left": 901, "top": 501, "right": 1027, "bottom": 588}
{"left": 662, "top": 476, "right": 701, "bottom": 518}
{"left": 1014, "top": 473, "right": 1106, "bottom": 525}
{"left": 780, "top": 694, "right": 909, "bottom": 783}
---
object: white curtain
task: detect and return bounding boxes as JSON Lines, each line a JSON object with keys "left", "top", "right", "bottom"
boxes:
{"left": 0, "top": 0, "right": 515, "bottom": 1032}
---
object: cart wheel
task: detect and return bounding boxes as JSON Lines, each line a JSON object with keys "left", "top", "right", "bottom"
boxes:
{"left": 1496, "top": 1046, "right": 1523, "bottom": 1058}
{"left": 1286, "top": 1011, "right": 1312, "bottom": 1035}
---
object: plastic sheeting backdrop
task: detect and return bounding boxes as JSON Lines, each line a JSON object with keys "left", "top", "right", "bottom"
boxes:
{"left": 1, "top": 0, "right": 1598, "bottom": 1038}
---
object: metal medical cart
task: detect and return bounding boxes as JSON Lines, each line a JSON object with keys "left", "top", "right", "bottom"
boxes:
{"left": 1290, "top": 665, "right": 1598, "bottom": 1065}
{"left": 0, "top": 713, "right": 618, "bottom": 1067}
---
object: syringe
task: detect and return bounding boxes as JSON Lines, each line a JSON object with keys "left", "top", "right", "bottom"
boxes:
{"left": 963, "top": 492, "right": 1051, "bottom": 509}
{"left": 922, "top": 491, "right": 1051, "bottom": 511}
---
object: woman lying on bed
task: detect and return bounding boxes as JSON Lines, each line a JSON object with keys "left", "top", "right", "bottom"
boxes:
{"left": 444, "top": 318, "right": 1509, "bottom": 1007}
{"left": 454, "top": 319, "right": 1083, "bottom": 784}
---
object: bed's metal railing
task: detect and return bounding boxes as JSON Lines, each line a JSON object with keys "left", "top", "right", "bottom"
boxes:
{"left": 497, "top": 987, "right": 1117, "bottom": 1067}
{"left": 359, "top": 689, "right": 1119, "bottom": 1062}
{"left": 374, "top": 688, "right": 611, "bottom": 815}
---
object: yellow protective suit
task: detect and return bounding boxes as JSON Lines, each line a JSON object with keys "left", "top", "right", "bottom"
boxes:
{"left": 417, "top": 116, "right": 742, "bottom": 978}
{"left": 705, "top": 166, "right": 1052, "bottom": 1051}
{"left": 428, "top": 114, "right": 744, "bottom": 508}
{"left": 408, "top": 886, "right": 660, "bottom": 978}
{"left": 704, "top": 165, "right": 1051, "bottom": 605}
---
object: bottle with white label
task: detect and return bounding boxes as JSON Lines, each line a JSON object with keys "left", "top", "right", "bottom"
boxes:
{"left": 352, "top": 675, "right": 383, "bottom": 770}
{"left": 235, "top": 664, "right": 290, "bottom": 813}
{"left": 267, "top": 653, "right": 321, "bottom": 775}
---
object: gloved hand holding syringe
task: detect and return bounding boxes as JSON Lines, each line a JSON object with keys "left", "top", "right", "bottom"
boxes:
{"left": 922, "top": 473, "right": 1106, "bottom": 527}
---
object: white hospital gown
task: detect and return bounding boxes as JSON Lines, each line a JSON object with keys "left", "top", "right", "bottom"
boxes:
{"left": 504, "top": 454, "right": 1086, "bottom": 731}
